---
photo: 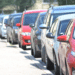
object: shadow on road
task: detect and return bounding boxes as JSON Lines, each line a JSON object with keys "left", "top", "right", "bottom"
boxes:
{"left": 6, "top": 46, "right": 18, "bottom": 48}
{"left": 20, "top": 51, "right": 28, "bottom": 54}
{"left": 0, "top": 40, "right": 7, "bottom": 43}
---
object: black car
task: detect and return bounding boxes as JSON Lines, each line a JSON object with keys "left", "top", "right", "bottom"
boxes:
{"left": 6, "top": 13, "right": 22, "bottom": 43}
{"left": 30, "top": 12, "right": 46, "bottom": 57}
{"left": 9, "top": 16, "right": 21, "bottom": 44}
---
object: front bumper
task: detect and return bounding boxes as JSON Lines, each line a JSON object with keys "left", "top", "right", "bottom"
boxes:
{"left": 21, "top": 35, "right": 31, "bottom": 46}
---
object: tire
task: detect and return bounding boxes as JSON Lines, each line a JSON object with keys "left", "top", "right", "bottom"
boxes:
{"left": 22, "top": 45, "right": 26, "bottom": 50}
{"left": 19, "top": 42, "right": 21, "bottom": 48}
{"left": 45, "top": 52, "right": 54, "bottom": 70}
{"left": 41, "top": 46, "right": 45, "bottom": 63}
{"left": 33, "top": 44, "right": 41, "bottom": 58}
{"left": 31, "top": 44, "right": 33, "bottom": 55}
{"left": 54, "top": 54, "right": 60, "bottom": 75}
{"left": 7, "top": 35, "right": 9, "bottom": 42}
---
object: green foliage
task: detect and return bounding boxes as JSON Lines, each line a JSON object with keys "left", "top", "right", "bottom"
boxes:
{"left": 15, "top": 0, "right": 35, "bottom": 12}
{"left": 58, "top": 0, "right": 75, "bottom": 5}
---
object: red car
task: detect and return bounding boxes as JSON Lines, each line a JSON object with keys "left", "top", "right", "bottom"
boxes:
{"left": 16, "top": 10, "right": 47, "bottom": 50}
{"left": 57, "top": 19, "right": 75, "bottom": 75}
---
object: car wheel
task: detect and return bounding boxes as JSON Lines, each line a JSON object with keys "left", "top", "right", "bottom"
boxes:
{"left": 45, "top": 51, "right": 54, "bottom": 70}
{"left": 7, "top": 35, "right": 9, "bottom": 42}
{"left": 19, "top": 42, "right": 21, "bottom": 48}
{"left": 22, "top": 45, "right": 26, "bottom": 50}
{"left": 33, "top": 44, "right": 41, "bottom": 57}
{"left": 54, "top": 54, "right": 60, "bottom": 75}
{"left": 31, "top": 44, "right": 33, "bottom": 55}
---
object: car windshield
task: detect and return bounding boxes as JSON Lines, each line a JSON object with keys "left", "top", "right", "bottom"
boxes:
{"left": 9, "top": 14, "right": 22, "bottom": 21}
{"left": 58, "top": 19, "right": 70, "bottom": 36}
{"left": 0, "top": 18, "right": 3, "bottom": 23}
{"left": 23, "top": 13, "right": 39, "bottom": 25}
{"left": 51, "top": 13, "right": 75, "bottom": 24}
{"left": 4, "top": 19, "right": 8, "bottom": 24}
{"left": 14, "top": 17, "right": 21, "bottom": 26}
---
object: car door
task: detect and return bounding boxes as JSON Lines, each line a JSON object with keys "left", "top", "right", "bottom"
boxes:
{"left": 18, "top": 15, "right": 22, "bottom": 42}
{"left": 59, "top": 20, "right": 73, "bottom": 74}
{"left": 46, "top": 19, "right": 59, "bottom": 61}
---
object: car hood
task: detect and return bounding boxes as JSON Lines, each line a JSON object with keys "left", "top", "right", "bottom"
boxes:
{"left": 22, "top": 25, "right": 31, "bottom": 32}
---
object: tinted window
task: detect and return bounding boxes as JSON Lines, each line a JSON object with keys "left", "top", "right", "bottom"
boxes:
{"left": 51, "top": 13, "right": 75, "bottom": 24}
{"left": 14, "top": 17, "right": 21, "bottom": 26}
{"left": 0, "top": 18, "right": 3, "bottom": 23}
{"left": 58, "top": 19, "right": 70, "bottom": 36}
{"left": 37, "top": 15, "right": 45, "bottom": 26}
{"left": 73, "top": 27, "right": 75, "bottom": 39}
{"left": 4, "top": 19, "right": 8, "bottom": 24}
{"left": 23, "top": 13, "right": 39, "bottom": 25}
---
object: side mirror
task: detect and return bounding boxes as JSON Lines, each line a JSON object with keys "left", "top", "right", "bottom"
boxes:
{"left": 57, "top": 35, "right": 67, "bottom": 41}
{"left": 29, "top": 23, "right": 34, "bottom": 28}
{"left": 46, "top": 32, "right": 54, "bottom": 38}
{"left": 16, "top": 23, "right": 21, "bottom": 27}
{"left": 39, "top": 24, "right": 48, "bottom": 29}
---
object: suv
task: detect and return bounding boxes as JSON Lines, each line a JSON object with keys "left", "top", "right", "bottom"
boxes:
{"left": 40, "top": 5, "right": 75, "bottom": 70}
{"left": 8, "top": 16, "right": 21, "bottom": 44}
{"left": 6, "top": 13, "right": 22, "bottom": 42}
{"left": 16, "top": 10, "right": 47, "bottom": 50}
{"left": 30, "top": 12, "right": 46, "bottom": 57}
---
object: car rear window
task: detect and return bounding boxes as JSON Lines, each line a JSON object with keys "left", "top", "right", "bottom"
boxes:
{"left": 23, "top": 13, "right": 39, "bottom": 25}
{"left": 58, "top": 19, "right": 70, "bottom": 36}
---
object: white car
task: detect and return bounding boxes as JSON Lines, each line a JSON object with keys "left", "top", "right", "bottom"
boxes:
{"left": 46, "top": 14, "right": 75, "bottom": 75}
{"left": 0, "top": 15, "right": 9, "bottom": 39}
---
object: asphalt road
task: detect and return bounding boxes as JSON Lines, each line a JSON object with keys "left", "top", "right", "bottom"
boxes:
{"left": 0, "top": 39, "right": 54, "bottom": 75}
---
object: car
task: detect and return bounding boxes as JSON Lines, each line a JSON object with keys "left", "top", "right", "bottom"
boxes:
{"left": 8, "top": 16, "right": 21, "bottom": 44}
{"left": 30, "top": 12, "right": 46, "bottom": 57}
{"left": 16, "top": 9, "right": 47, "bottom": 50}
{"left": 56, "top": 18, "right": 75, "bottom": 75}
{"left": 0, "top": 15, "right": 9, "bottom": 39}
{"left": 46, "top": 14, "right": 75, "bottom": 75}
{"left": 6, "top": 13, "right": 22, "bottom": 43}
{"left": 39, "top": 5, "right": 75, "bottom": 70}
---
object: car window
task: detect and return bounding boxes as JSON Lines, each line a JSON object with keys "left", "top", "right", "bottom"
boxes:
{"left": 37, "top": 15, "right": 45, "bottom": 27}
{"left": 57, "top": 19, "right": 70, "bottom": 36}
{"left": 0, "top": 18, "right": 3, "bottom": 23}
{"left": 4, "top": 19, "right": 8, "bottom": 24}
{"left": 14, "top": 17, "right": 21, "bottom": 26}
{"left": 23, "top": 13, "right": 39, "bottom": 25}
{"left": 50, "top": 19, "right": 58, "bottom": 36}
{"left": 73, "top": 27, "right": 75, "bottom": 39}
{"left": 65, "top": 20, "right": 73, "bottom": 40}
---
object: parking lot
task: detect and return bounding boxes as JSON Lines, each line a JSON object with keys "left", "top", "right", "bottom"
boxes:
{"left": 0, "top": 39, "right": 54, "bottom": 75}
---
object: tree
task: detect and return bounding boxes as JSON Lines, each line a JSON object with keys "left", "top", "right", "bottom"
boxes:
{"left": 15, "top": 0, "right": 35, "bottom": 12}
{"left": 57, "top": 0, "right": 75, "bottom": 5}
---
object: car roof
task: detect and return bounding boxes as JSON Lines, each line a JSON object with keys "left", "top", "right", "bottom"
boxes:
{"left": 23, "top": 9, "right": 47, "bottom": 14}
{"left": 49, "top": 5, "right": 75, "bottom": 14}
{"left": 13, "top": 16, "right": 21, "bottom": 19}
{"left": 39, "top": 12, "right": 46, "bottom": 16}
{"left": 9, "top": 13, "right": 22, "bottom": 16}
{"left": 57, "top": 14, "right": 75, "bottom": 21}
{"left": 0, "top": 15, "right": 9, "bottom": 18}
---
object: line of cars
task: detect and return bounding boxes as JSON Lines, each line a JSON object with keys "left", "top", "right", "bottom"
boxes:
{"left": 0, "top": 5, "right": 75, "bottom": 75}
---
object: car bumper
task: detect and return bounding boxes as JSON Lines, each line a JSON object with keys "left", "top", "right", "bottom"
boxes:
{"left": 21, "top": 35, "right": 31, "bottom": 46}
{"left": 2, "top": 30, "right": 7, "bottom": 38}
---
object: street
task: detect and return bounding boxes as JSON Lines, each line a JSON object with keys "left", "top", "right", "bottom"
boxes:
{"left": 0, "top": 39, "right": 54, "bottom": 75}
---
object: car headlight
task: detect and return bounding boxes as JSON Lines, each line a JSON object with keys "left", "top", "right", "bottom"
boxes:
{"left": 21, "top": 32, "right": 31, "bottom": 36}
{"left": 71, "top": 51, "right": 75, "bottom": 57}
